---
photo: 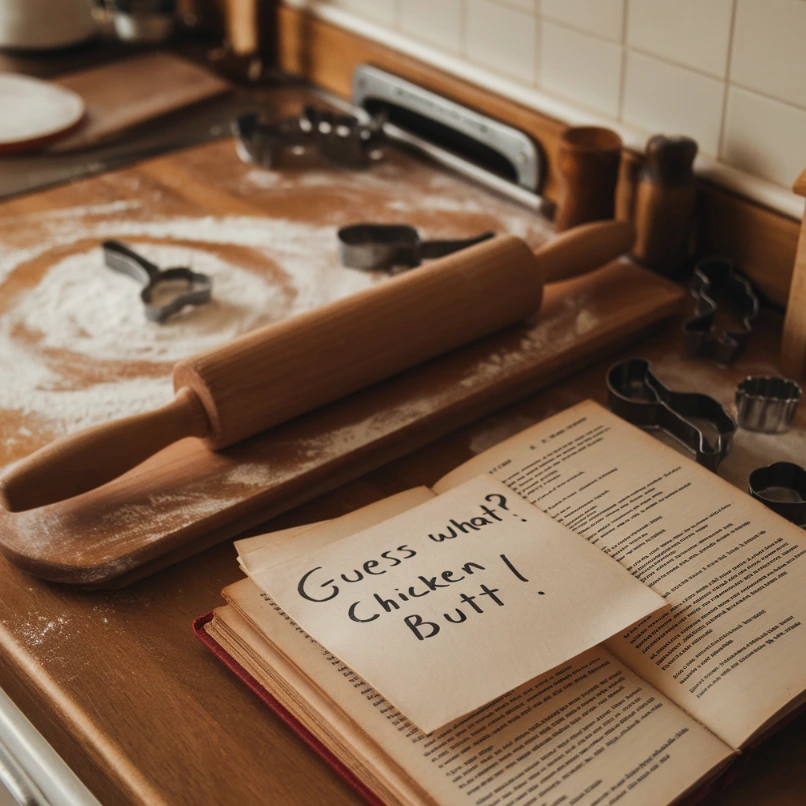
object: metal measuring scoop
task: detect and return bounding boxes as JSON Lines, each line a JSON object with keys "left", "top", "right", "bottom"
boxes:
{"left": 337, "top": 224, "right": 495, "bottom": 272}
{"left": 102, "top": 240, "right": 213, "bottom": 323}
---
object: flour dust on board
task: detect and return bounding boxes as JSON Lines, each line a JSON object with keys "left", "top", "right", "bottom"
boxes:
{"left": 0, "top": 214, "right": 384, "bottom": 469}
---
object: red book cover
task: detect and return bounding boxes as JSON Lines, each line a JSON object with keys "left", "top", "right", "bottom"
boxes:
{"left": 194, "top": 613, "right": 749, "bottom": 806}
{"left": 192, "top": 612, "right": 384, "bottom": 806}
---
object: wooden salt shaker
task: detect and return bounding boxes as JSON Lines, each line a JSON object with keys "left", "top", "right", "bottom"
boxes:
{"left": 555, "top": 126, "right": 622, "bottom": 232}
{"left": 630, "top": 135, "right": 698, "bottom": 276}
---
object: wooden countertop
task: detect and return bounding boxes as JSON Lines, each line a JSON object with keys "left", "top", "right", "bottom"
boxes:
{"left": 0, "top": 126, "right": 803, "bottom": 804}
{"left": 0, "top": 311, "right": 803, "bottom": 806}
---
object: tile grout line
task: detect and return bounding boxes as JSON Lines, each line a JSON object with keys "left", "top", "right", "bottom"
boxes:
{"left": 626, "top": 43, "right": 726, "bottom": 84}
{"left": 460, "top": 0, "right": 467, "bottom": 59}
{"left": 539, "top": 16, "right": 623, "bottom": 45}
{"left": 617, "top": 0, "right": 630, "bottom": 122}
{"left": 717, "top": 0, "right": 738, "bottom": 161}
{"left": 296, "top": 0, "right": 805, "bottom": 207}
{"left": 533, "top": 0, "right": 541, "bottom": 87}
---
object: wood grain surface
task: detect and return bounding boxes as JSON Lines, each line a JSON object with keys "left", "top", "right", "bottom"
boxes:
{"left": 0, "top": 97, "right": 679, "bottom": 586}
{"left": 0, "top": 221, "right": 632, "bottom": 512}
{"left": 0, "top": 310, "right": 804, "bottom": 806}
{"left": 0, "top": 39, "right": 801, "bottom": 806}
{"left": 51, "top": 52, "right": 231, "bottom": 152}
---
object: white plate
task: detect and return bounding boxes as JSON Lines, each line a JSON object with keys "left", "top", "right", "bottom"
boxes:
{"left": 0, "top": 74, "right": 85, "bottom": 152}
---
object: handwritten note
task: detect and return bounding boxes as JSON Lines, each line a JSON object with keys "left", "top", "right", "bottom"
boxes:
{"left": 251, "top": 475, "right": 666, "bottom": 733}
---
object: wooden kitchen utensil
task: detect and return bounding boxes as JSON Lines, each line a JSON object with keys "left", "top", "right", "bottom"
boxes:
{"left": 0, "top": 220, "right": 633, "bottom": 513}
{"left": 629, "top": 135, "right": 698, "bottom": 276}
{"left": 0, "top": 74, "right": 85, "bottom": 155}
{"left": 555, "top": 126, "right": 622, "bottom": 232}
{"left": 49, "top": 52, "right": 230, "bottom": 152}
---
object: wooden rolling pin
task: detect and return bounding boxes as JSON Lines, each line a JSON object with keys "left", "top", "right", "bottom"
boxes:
{"left": 0, "top": 220, "right": 633, "bottom": 512}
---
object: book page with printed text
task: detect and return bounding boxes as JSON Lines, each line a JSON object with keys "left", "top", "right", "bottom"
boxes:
{"left": 435, "top": 400, "right": 806, "bottom": 749}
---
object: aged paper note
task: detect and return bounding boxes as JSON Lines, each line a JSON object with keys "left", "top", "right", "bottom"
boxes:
{"left": 251, "top": 474, "right": 665, "bottom": 733}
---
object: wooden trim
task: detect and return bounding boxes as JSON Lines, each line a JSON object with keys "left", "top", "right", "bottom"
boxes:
{"left": 276, "top": 5, "right": 566, "bottom": 202}
{"left": 696, "top": 183, "right": 800, "bottom": 306}
{"left": 276, "top": 5, "right": 799, "bottom": 308}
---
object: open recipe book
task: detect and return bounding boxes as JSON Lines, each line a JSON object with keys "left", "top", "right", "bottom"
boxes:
{"left": 196, "top": 400, "right": 806, "bottom": 806}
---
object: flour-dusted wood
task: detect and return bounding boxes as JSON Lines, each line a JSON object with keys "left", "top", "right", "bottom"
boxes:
{"left": 0, "top": 222, "right": 633, "bottom": 511}
{"left": 0, "top": 115, "right": 680, "bottom": 585}
{"left": 176, "top": 235, "right": 541, "bottom": 448}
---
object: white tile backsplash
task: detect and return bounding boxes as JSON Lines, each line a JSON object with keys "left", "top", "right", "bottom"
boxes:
{"left": 540, "top": 22, "right": 623, "bottom": 117}
{"left": 722, "top": 87, "right": 806, "bottom": 187}
{"left": 292, "top": 0, "right": 806, "bottom": 196}
{"left": 541, "top": 0, "right": 624, "bottom": 42}
{"left": 623, "top": 51, "right": 725, "bottom": 154}
{"left": 627, "top": 0, "right": 734, "bottom": 78}
{"left": 465, "top": 0, "right": 537, "bottom": 83}
{"left": 491, "top": 0, "right": 535, "bottom": 12}
{"left": 399, "top": 0, "right": 463, "bottom": 52}
{"left": 731, "top": 0, "right": 806, "bottom": 109}
{"left": 326, "top": 0, "right": 396, "bottom": 25}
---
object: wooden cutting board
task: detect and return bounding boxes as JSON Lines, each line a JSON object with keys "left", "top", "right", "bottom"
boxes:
{"left": 49, "top": 52, "right": 230, "bottom": 152}
{"left": 0, "top": 108, "right": 684, "bottom": 587}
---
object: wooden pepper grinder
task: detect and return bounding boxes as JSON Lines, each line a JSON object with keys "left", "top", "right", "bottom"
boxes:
{"left": 625, "top": 135, "right": 698, "bottom": 276}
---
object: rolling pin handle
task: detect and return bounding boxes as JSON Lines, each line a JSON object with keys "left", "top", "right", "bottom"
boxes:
{"left": 0, "top": 387, "right": 210, "bottom": 513}
{"left": 536, "top": 219, "right": 634, "bottom": 284}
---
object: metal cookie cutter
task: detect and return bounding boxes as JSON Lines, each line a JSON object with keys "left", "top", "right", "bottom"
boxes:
{"left": 749, "top": 463, "right": 806, "bottom": 527}
{"left": 735, "top": 376, "right": 802, "bottom": 433}
{"left": 102, "top": 240, "right": 213, "bottom": 323}
{"left": 607, "top": 358, "right": 736, "bottom": 471}
{"left": 338, "top": 224, "right": 495, "bottom": 272}
{"left": 682, "top": 256, "right": 759, "bottom": 365}
{"left": 233, "top": 105, "right": 386, "bottom": 170}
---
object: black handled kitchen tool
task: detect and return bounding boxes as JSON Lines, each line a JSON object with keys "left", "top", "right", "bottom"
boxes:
{"left": 607, "top": 357, "right": 736, "bottom": 471}
{"left": 338, "top": 224, "right": 495, "bottom": 272}
{"left": 234, "top": 105, "right": 386, "bottom": 170}
{"left": 103, "top": 240, "right": 213, "bottom": 323}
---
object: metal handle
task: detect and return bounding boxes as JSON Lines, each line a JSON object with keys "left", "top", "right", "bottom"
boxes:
{"left": 352, "top": 64, "right": 542, "bottom": 192}
{"left": 0, "top": 742, "right": 49, "bottom": 806}
{"left": 102, "top": 240, "right": 161, "bottom": 286}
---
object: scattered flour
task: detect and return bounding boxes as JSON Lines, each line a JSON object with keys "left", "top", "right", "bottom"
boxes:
{"left": 18, "top": 615, "right": 67, "bottom": 647}
{"left": 648, "top": 351, "right": 806, "bottom": 491}
{"left": 11, "top": 244, "right": 288, "bottom": 363}
{"left": 241, "top": 159, "right": 554, "bottom": 244}
{"left": 16, "top": 200, "right": 142, "bottom": 220}
{"left": 0, "top": 214, "right": 383, "bottom": 444}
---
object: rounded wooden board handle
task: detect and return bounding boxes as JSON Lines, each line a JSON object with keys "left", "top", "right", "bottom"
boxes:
{"left": 537, "top": 220, "right": 634, "bottom": 284}
{"left": 0, "top": 388, "right": 209, "bottom": 513}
